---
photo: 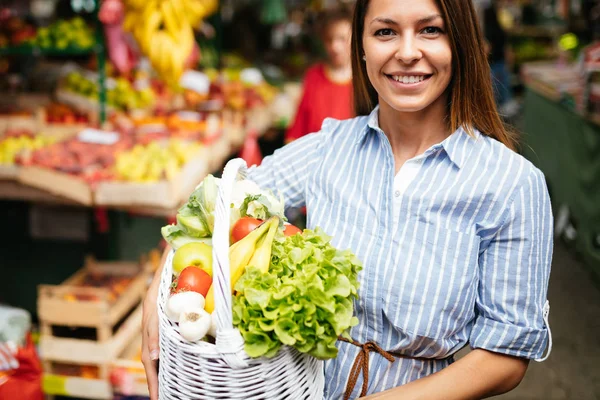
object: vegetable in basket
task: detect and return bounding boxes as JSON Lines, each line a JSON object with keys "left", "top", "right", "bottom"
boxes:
{"left": 161, "top": 175, "right": 285, "bottom": 250}
{"left": 204, "top": 216, "right": 279, "bottom": 313}
{"left": 232, "top": 228, "right": 362, "bottom": 360}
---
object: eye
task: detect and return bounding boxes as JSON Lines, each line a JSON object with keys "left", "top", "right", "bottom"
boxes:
{"left": 374, "top": 28, "right": 395, "bottom": 37}
{"left": 422, "top": 26, "right": 444, "bottom": 35}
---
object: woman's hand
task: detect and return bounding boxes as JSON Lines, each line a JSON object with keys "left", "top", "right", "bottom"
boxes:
{"left": 141, "top": 247, "right": 169, "bottom": 400}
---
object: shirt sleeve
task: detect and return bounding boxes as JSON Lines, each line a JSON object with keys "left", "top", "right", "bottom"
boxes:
{"left": 248, "top": 127, "right": 326, "bottom": 209}
{"left": 470, "top": 167, "right": 553, "bottom": 360}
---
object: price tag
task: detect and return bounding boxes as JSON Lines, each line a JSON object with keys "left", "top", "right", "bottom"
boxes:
{"left": 78, "top": 128, "right": 119, "bottom": 145}
{"left": 180, "top": 70, "right": 210, "bottom": 94}
{"left": 240, "top": 68, "right": 264, "bottom": 86}
{"left": 43, "top": 374, "right": 67, "bottom": 395}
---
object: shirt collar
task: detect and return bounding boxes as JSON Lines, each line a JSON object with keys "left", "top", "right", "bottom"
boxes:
{"left": 357, "top": 105, "right": 480, "bottom": 169}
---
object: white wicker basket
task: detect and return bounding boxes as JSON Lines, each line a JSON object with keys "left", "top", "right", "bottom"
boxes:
{"left": 158, "top": 158, "right": 325, "bottom": 399}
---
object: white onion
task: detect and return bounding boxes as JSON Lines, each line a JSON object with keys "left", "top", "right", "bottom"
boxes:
{"left": 166, "top": 291, "right": 205, "bottom": 322}
{"left": 179, "top": 308, "right": 211, "bottom": 342}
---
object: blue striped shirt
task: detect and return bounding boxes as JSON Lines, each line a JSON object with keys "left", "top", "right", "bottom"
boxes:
{"left": 248, "top": 107, "right": 553, "bottom": 399}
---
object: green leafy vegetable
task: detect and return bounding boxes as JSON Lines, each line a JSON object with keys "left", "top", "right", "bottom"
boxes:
{"left": 160, "top": 224, "right": 212, "bottom": 250}
{"left": 232, "top": 228, "right": 362, "bottom": 359}
{"left": 161, "top": 175, "right": 286, "bottom": 249}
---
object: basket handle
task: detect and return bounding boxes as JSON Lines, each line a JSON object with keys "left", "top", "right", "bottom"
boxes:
{"left": 212, "top": 158, "right": 249, "bottom": 367}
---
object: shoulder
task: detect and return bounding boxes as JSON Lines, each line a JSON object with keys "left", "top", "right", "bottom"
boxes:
{"left": 476, "top": 131, "right": 545, "bottom": 187}
{"left": 469, "top": 131, "right": 549, "bottom": 222}
{"left": 304, "top": 64, "right": 326, "bottom": 81}
{"left": 318, "top": 115, "right": 370, "bottom": 145}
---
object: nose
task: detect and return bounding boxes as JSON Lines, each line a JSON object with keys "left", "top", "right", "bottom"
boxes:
{"left": 395, "top": 35, "right": 421, "bottom": 64}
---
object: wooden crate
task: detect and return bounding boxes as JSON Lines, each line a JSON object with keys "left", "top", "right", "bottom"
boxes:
{"left": 43, "top": 364, "right": 113, "bottom": 400}
{"left": 111, "top": 335, "right": 148, "bottom": 397}
{"left": 0, "top": 114, "right": 40, "bottom": 136}
{"left": 38, "top": 258, "right": 147, "bottom": 376}
{"left": 0, "top": 164, "right": 19, "bottom": 181}
{"left": 18, "top": 166, "right": 93, "bottom": 205}
{"left": 94, "top": 147, "right": 210, "bottom": 209}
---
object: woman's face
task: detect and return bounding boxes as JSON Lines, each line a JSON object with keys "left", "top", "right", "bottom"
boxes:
{"left": 362, "top": 0, "right": 452, "bottom": 114}
{"left": 323, "top": 20, "right": 352, "bottom": 69}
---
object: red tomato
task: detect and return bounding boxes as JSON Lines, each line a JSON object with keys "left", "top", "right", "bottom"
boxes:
{"left": 231, "top": 217, "right": 263, "bottom": 243}
{"left": 176, "top": 266, "right": 212, "bottom": 297}
{"left": 283, "top": 224, "right": 302, "bottom": 237}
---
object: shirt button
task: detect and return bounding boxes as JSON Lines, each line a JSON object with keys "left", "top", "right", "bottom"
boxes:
{"left": 394, "top": 190, "right": 401, "bottom": 197}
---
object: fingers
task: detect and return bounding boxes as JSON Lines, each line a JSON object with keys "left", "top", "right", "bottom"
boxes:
{"left": 141, "top": 349, "right": 159, "bottom": 400}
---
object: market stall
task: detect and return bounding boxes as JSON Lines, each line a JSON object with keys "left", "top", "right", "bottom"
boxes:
{"left": 520, "top": 57, "right": 600, "bottom": 273}
{"left": 0, "top": 1, "right": 304, "bottom": 398}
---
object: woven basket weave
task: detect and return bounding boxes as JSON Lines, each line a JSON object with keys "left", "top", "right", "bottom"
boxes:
{"left": 158, "top": 158, "right": 325, "bottom": 399}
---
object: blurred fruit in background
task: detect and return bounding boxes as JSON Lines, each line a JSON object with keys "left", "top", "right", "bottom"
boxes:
{"left": 44, "top": 102, "right": 89, "bottom": 124}
{"left": 121, "top": 0, "right": 218, "bottom": 86}
{"left": 0, "top": 17, "right": 37, "bottom": 47}
{"left": 63, "top": 71, "right": 156, "bottom": 111}
{"left": 114, "top": 139, "right": 202, "bottom": 182}
{"left": 0, "top": 134, "right": 56, "bottom": 165}
{"left": 34, "top": 17, "right": 95, "bottom": 50}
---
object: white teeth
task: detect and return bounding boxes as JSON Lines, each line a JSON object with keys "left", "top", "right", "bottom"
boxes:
{"left": 392, "top": 75, "right": 426, "bottom": 83}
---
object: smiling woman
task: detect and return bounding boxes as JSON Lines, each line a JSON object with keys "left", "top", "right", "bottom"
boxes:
{"left": 141, "top": 1, "right": 554, "bottom": 399}
{"left": 352, "top": 0, "right": 516, "bottom": 152}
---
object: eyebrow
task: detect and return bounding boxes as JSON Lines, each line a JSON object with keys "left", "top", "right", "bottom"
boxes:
{"left": 370, "top": 14, "right": 443, "bottom": 26}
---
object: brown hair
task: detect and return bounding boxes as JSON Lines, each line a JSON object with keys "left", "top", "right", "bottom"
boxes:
{"left": 351, "top": 0, "right": 518, "bottom": 150}
{"left": 317, "top": 6, "right": 354, "bottom": 38}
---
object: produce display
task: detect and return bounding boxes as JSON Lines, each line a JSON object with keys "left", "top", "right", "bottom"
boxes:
{"left": 63, "top": 72, "right": 156, "bottom": 111}
{"left": 0, "top": 17, "right": 94, "bottom": 51}
{"left": 161, "top": 175, "right": 362, "bottom": 359}
{"left": 43, "top": 102, "right": 90, "bottom": 124}
{"left": 193, "top": 68, "right": 279, "bottom": 111}
{"left": 0, "top": 133, "right": 56, "bottom": 165}
{"left": 19, "top": 135, "right": 133, "bottom": 183}
{"left": 34, "top": 17, "right": 95, "bottom": 51}
{"left": 0, "top": 17, "right": 37, "bottom": 47}
{"left": 122, "top": 0, "right": 218, "bottom": 85}
{"left": 63, "top": 272, "right": 134, "bottom": 303}
{"left": 114, "top": 139, "right": 203, "bottom": 182}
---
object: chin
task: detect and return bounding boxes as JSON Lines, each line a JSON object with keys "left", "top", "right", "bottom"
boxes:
{"left": 385, "top": 98, "right": 431, "bottom": 113}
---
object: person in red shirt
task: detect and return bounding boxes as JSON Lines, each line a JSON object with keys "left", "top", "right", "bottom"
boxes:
{"left": 285, "top": 8, "right": 354, "bottom": 142}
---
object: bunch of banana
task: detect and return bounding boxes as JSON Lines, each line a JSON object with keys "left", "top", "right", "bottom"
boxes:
{"left": 204, "top": 216, "right": 279, "bottom": 313}
{"left": 121, "top": 0, "right": 218, "bottom": 85}
{"left": 114, "top": 139, "right": 202, "bottom": 182}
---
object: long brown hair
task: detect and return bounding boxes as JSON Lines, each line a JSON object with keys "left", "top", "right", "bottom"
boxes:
{"left": 351, "top": 0, "right": 518, "bottom": 150}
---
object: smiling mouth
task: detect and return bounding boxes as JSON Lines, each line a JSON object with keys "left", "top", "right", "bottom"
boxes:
{"left": 385, "top": 74, "right": 432, "bottom": 84}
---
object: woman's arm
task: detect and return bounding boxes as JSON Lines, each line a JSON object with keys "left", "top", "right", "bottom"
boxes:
{"left": 363, "top": 349, "right": 528, "bottom": 400}
{"left": 141, "top": 246, "right": 169, "bottom": 400}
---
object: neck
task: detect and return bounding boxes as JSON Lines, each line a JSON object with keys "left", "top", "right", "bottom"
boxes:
{"left": 325, "top": 63, "right": 352, "bottom": 84}
{"left": 377, "top": 95, "right": 451, "bottom": 171}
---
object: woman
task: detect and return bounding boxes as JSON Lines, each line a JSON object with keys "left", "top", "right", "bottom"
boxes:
{"left": 285, "top": 7, "right": 354, "bottom": 142}
{"left": 142, "top": 0, "right": 553, "bottom": 398}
